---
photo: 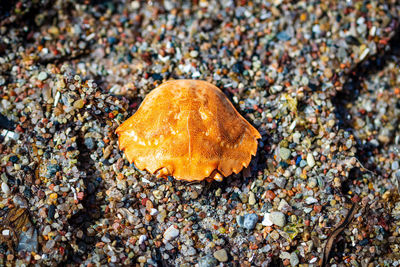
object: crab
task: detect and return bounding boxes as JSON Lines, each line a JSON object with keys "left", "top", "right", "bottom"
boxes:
{"left": 116, "top": 79, "right": 261, "bottom": 182}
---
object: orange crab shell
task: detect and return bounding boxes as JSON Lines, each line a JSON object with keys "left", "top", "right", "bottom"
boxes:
{"left": 115, "top": 79, "right": 261, "bottom": 182}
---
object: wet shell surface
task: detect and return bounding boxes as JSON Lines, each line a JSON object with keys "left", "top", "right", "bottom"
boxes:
{"left": 116, "top": 79, "right": 261, "bottom": 181}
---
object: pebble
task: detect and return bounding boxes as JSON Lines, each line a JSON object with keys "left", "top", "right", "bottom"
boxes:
{"left": 278, "top": 199, "right": 290, "bottom": 211}
{"left": 269, "top": 212, "right": 286, "bottom": 227}
{"left": 299, "top": 159, "right": 307, "bottom": 168}
{"left": 256, "top": 79, "right": 268, "bottom": 88}
{"left": 17, "top": 228, "right": 38, "bottom": 252}
{"left": 243, "top": 213, "right": 258, "bottom": 230}
{"left": 290, "top": 252, "right": 300, "bottom": 266}
{"left": 280, "top": 251, "right": 290, "bottom": 259}
{"left": 43, "top": 225, "right": 51, "bottom": 235}
{"left": 45, "top": 239, "right": 55, "bottom": 250}
{"left": 293, "top": 132, "right": 301, "bottom": 143}
{"left": 213, "top": 249, "right": 228, "bottom": 262}
{"left": 150, "top": 208, "right": 158, "bottom": 216}
{"left": 185, "top": 246, "right": 196, "bottom": 256}
{"left": 48, "top": 204, "right": 56, "bottom": 219}
{"left": 138, "top": 235, "right": 147, "bottom": 245}
{"left": 305, "top": 197, "right": 318, "bottom": 205}
{"left": 324, "top": 68, "right": 333, "bottom": 79}
{"left": 262, "top": 213, "right": 273, "bottom": 227}
{"left": 275, "top": 177, "right": 287, "bottom": 188}
{"left": 392, "top": 161, "right": 399, "bottom": 171}
{"left": 1, "top": 182, "right": 10, "bottom": 195}
{"left": 190, "top": 50, "right": 199, "bottom": 58}
{"left": 198, "top": 255, "right": 218, "bottom": 267}
{"left": 163, "top": 225, "right": 179, "bottom": 242}
{"left": 137, "top": 256, "right": 146, "bottom": 263}
{"left": 73, "top": 99, "right": 85, "bottom": 109}
{"left": 248, "top": 191, "right": 256, "bottom": 205}
{"left": 308, "top": 178, "right": 317, "bottom": 188}
{"left": 270, "top": 230, "right": 280, "bottom": 240}
{"left": 101, "top": 236, "right": 111, "bottom": 243}
{"left": 103, "top": 145, "right": 112, "bottom": 159}
{"left": 153, "top": 190, "right": 163, "bottom": 199}
{"left": 236, "top": 215, "right": 244, "bottom": 228}
{"left": 215, "top": 188, "right": 222, "bottom": 197}
{"left": 345, "top": 139, "right": 353, "bottom": 149}
{"left": 190, "top": 190, "right": 199, "bottom": 199}
{"left": 280, "top": 147, "right": 291, "bottom": 160}
{"left": 265, "top": 190, "right": 276, "bottom": 201}
{"left": 38, "top": 71, "right": 48, "bottom": 81}
{"left": 2, "top": 229, "right": 10, "bottom": 236}
{"left": 306, "top": 153, "right": 315, "bottom": 168}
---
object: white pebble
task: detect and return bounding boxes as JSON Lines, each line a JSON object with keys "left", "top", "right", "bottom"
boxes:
{"left": 101, "top": 236, "right": 111, "bottom": 243}
{"left": 1, "top": 130, "right": 19, "bottom": 141}
{"left": 131, "top": 1, "right": 140, "bottom": 9}
{"left": 392, "top": 161, "right": 399, "bottom": 171}
{"left": 139, "top": 235, "right": 147, "bottom": 245}
{"left": 150, "top": 208, "right": 158, "bottom": 216}
{"left": 1, "top": 182, "right": 10, "bottom": 195}
{"left": 190, "top": 50, "right": 199, "bottom": 58}
{"left": 262, "top": 213, "right": 273, "bottom": 226}
{"left": 164, "top": 242, "right": 174, "bottom": 250}
{"left": 2, "top": 229, "right": 10, "bottom": 236}
{"left": 290, "top": 252, "right": 300, "bottom": 266}
{"left": 305, "top": 197, "right": 318, "bottom": 205}
{"left": 163, "top": 225, "right": 179, "bottom": 242}
{"left": 38, "top": 71, "right": 48, "bottom": 81}
{"left": 186, "top": 246, "right": 196, "bottom": 256}
{"left": 271, "top": 85, "right": 283, "bottom": 93}
{"left": 307, "top": 153, "right": 315, "bottom": 168}
{"left": 293, "top": 132, "right": 301, "bottom": 143}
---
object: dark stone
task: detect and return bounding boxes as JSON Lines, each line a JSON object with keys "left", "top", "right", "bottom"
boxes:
{"left": 205, "top": 232, "right": 213, "bottom": 241}
{"left": 9, "top": 155, "right": 19, "bottom": 163}
{"left": 107, "top": 37, "right": 117, "bottom": 45}
{"left": 87, "top": 183, "right": 95, "bottom": 194}
{"left": 256, "top": 79, "right": 268, "bottom": 89}
{"left": 230, "top": 192, "right": 240, "bottom": 201}
{"left": 48, "top": 204, "right": 56, "bottom": 219}
{"left": 77, "top": 241, "right": 87, "bottom": 254}
{"left": 0, "top": 114, "right": 14, "bottom": 130}
{"left": 152, "top": 73, "right": 163, "bottom": 81}
{"left": 232, "top": 62, "right": 244, "bottom": 74}
{"left": 22, "top": 165, "right": 31, "bottom": 172}
{"left": 0, "top": 242, "right": 7, "bottom": 254}
{"left": 23, "top": 187, "right": 32, "bottom": 198}
{"left": 47, "top": 164, "right": 60, "bottom": 176}
{"left": 345, "top": 35, "right": 360, "bottom": 46}
{"left": 308, "top": 82, "right": 319, "bottom": 91}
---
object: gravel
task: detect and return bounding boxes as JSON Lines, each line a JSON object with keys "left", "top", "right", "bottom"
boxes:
{"left": 213, "top": 249, "right": 228, "bottom": 262}
{"left": 1, "top": 0, "right": 400, "bottom": 266}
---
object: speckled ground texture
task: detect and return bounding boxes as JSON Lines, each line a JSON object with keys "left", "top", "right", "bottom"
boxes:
{"left": 0, "top": 0, "right": 400, "bottom": 266}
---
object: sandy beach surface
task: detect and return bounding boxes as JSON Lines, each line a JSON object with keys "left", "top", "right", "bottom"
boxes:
{"left": 1, "top": 1, "right": 400, "bottom": 266}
